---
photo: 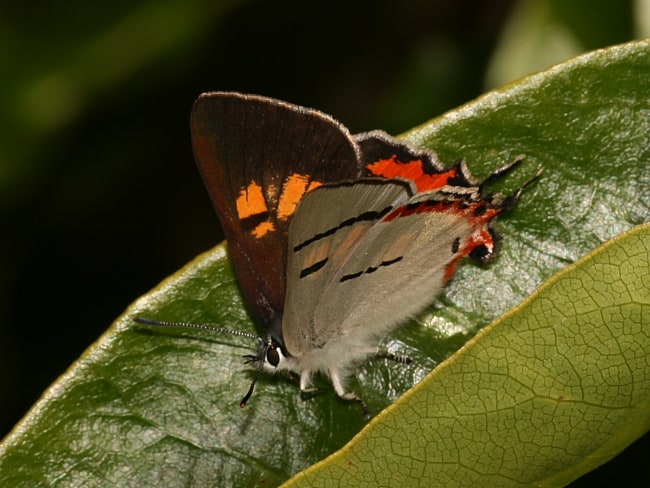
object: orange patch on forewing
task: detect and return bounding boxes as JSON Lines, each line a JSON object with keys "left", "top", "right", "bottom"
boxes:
{"left": 306, "top": 180, "right": 322, "bottom": 192}
{"left": 367, "top": 156, "right": 457, "bottom": 192}
{"left": 277, "top": 173, "right": 322, "bottom": 219}
{"left": 251, "top": 221, "right": 275, "bottom": 238}
{"left": 236, "top": 182, "right": 268, "bottom": 219}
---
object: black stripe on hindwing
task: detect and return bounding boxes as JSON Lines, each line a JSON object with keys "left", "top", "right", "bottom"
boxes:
{"left": 293, "top": 206, "right": 395, "bottom": 253}
{"left": 299, "top": 258, "right": 328, "bottom": 278}
{"left": 339, "top": 256, "right": 403, "bottom": 282}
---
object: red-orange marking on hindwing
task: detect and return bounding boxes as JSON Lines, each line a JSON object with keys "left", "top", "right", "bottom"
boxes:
{"left": 366, "top": 156, "right": 458, "bottom": 192}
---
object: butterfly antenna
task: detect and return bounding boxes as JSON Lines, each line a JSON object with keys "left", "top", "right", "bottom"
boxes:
{"left": 500, "top": 167, "right": 543, "bottom": 211}
{"left": 240, "top": 359, "right": 264, "bottom": 408}
{"left": 134, "top": 316, "right": 267, "bottom": 409}
{"left": 479, "top": 154, "right": 525, "bottom": 190}
{"left": 132, "top": 316, "right": 260, "bottom": 341}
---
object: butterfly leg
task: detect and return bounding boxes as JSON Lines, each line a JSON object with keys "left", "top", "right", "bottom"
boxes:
{"left": 330, "top": 370, "right": 370, "bottom": 420}
{"left": 378, "top": 350, "right": 412, "bottom": 364}
{"left": 298, "top": 372, "right": 327, "bottom": 399}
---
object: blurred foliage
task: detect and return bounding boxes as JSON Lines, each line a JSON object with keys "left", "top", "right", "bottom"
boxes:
{"left": 0, "top": 0, "right": 647, "bottom": 486}
{"left": 485, "top": 0, "right": 642, "bottom": 88}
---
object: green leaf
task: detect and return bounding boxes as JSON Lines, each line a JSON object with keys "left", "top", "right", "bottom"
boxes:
{"left": 1, "top": 39, "right": 648, "bottom": 487}
{"left": 287, "top": 222, "right": 650, "bottom": 487}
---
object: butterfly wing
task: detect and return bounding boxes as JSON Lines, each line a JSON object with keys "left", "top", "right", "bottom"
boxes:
{"left": 356, "top": 131, "right": 480, "bottom": 192}
{"left": 191, "top": 92, "right": 366, "bottom": 333}
{"left": 313, "top": 190, "right": 500, "bottom": 339}
{"left": 283, "top": 160, "right": 512, "bottom": 359}
{"left": 283, "top": 179, "right": 415, "bottom": 355}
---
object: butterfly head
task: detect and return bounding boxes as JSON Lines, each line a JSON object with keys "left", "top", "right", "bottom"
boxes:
{"left": 238, "top": 332, "right": 293, "bottom": 407}
{"left": 245, "top": 333, "right": 291, "bottom": 372}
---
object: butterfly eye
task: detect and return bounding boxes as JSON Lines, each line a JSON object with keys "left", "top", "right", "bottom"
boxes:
{"left": 266, "top": 345, "right": 280, "bottom": 367}
{"left": 469, "top": 244, "right": 491, "bottom": 262}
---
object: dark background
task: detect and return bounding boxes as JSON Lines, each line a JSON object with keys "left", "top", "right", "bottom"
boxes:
{"left": 0, "top": 0, "right": 646, "bottom": 485}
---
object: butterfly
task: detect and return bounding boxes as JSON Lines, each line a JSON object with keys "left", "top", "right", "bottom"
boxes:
{"left": 136, "top": 92, "right": 539, "bottom": 418}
